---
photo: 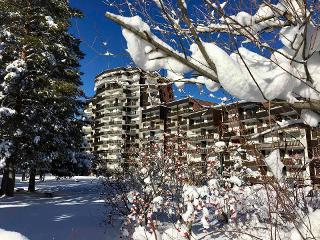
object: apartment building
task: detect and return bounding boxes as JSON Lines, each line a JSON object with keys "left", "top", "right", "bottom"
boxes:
{"left": 140, "top": 98, "right": 221, "bottom": 182}
{"left": 219, "top": 101, "right": 320, "bottom": 184}
{"left": 139, "top": 99, "right": 320, "bottom": 184}
{"left": 140, "top": 105, "right": 169, "bottom": 148}
{"left": 186, "top": 108, "right": 222, "bottom": 177}
{"left": 168, "top": 98, "right": 215, "bottom": 156}
{"left": 84, "top": 67, "right": 320, "bottom": 184}
{"left": 91, "top": 67, "right": 173, "bottom": 173}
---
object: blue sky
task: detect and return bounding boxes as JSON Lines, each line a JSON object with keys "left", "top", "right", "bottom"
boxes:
{"left": 69, "top": 0, "right": 131, "bottom": 97}
{"left": 69, "top": 0, "right": 231, "bottom": 103}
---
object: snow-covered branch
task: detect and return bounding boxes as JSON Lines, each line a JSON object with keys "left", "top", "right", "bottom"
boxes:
{"left": 106, "top": 0, "right": 320, "bottom": 127}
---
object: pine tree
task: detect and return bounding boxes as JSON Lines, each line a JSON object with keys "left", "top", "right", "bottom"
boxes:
{"left": 0, "top": 0, "right": 84, "bottom": 195}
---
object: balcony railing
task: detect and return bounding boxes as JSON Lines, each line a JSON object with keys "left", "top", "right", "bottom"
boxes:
{"left": 189, "top": 122, "right": 216, "bottom": 130}
{"left": 187, "top": 148, "right": 215, "bottom": 154}
{"left": 125, "top": 111, "right": 137, "bottom": 116}
{"left": 168, "top": 108, "right": 191, "bottom": 116}
{"left": 257, "top": 126, "right": 271, "bottom": 133}
{"left": 104, "top": 130, "right": 122, "bottom": 135}
{"left": 109, "top": 121, "right": 123, "bottom": 125}
{"left": 142, "top": 116, "right": 160, "bottom": 122}
{"left": 102, "top": 103, "right": 121, "bottom": 109}
{"left": 125, "top": 102, "right": 138, "bottom": 107}
{"left": 104, "top": 149, "right": 122, "bottom": 153}
{"left": 242, "top": 161, "right": 266, "bottom": 167}
{"left": 104, "top": 111, "right": 122, "bottom": 116}
{"left": 98, "top": 140, "right": 122, "bottom": 144}
{"left": 141, "top": 125, "right": 162, "bottom": 131}
{"left": 140, "top": 136, "right": 161, "bottom": 142}
{"left": 188, "top": 134, "right": 218, "bottom": 141}
{"left": 257, "top": 140, "right": 303, "bottom": 149}
{"left": 124, "top": 130, "right": 138, "bottom": 135}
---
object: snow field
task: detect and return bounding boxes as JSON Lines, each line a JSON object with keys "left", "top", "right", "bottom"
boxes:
{"left": 0, "top": 176, "right": 120, "bottom": 240}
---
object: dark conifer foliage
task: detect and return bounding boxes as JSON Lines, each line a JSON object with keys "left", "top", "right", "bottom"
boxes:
{"left": 0, "top": 0, "right": 85, "bottom": 195}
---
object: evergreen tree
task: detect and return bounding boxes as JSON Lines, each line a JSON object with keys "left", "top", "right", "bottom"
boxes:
{"left": 0, "top": 0, "right": 84, "bottom": 196}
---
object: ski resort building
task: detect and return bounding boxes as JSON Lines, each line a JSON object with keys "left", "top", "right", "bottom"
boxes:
{"left": 90, "top": 67, "right": 173, "bottom": 173}
{"left": 85, "top": 68, "right": 320, "bottom": 185}
{"left": 219, "top": 102, "right": 320, "bottom": 185}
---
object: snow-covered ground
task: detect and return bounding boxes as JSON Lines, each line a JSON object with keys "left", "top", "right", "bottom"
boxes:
{"left": 0, "top": 175, "right": 121, "bottom": 240}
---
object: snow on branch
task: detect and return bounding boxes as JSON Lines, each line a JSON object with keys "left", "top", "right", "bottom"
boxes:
{"left": 105, "top": 0, "right": 320, "bottom": 127}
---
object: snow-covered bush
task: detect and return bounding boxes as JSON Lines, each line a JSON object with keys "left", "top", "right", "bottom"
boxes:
{"left": 119, "top": 178, "right": 320, "bottom": 239}
{"left": 102, "top": 135, "right": 320, "bottom": 239}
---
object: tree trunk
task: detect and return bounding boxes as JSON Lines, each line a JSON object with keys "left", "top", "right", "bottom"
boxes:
{"left": 0, "top": 169, "right": 8, "bottom": 195}
{"left": 0, "top": 162, "right": 15, "bottom": 196}
{"left": 28, "top": 167, "right": 36, "bottom": 192}
{"left": 22, "top": 171, "right": 26, "bottom": 181}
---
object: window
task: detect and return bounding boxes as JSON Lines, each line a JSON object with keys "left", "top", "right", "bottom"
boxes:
{"left": 201, "top": 129, "right": 206, "bottom": 136}
{"left": 311, "top": 130, "right": 318, "bottom": 139}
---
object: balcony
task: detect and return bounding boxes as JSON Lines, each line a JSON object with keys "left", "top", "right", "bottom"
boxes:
{"left": 188, "top": 134, "right": 218, "bottom": 141}
{"left": 189, "top": 122, "right": 216, "bottom": 130}
{"left": 239, "top": 113, "right": 257, "bottom": 121}
{"left": 96, "top": 94, "right": 122, "bottom": 100}
{"left": 257, "top": 140, "right": 303, "bottom": 149}
{"left": 142, "top": 116, "right": 160, "bottom": 122}
{"left": 104, "top": 111, "right": 122, "bottom": 116}
{"left": 103, "top": 103, "right": 121, "bottom": 109}
{"left": 104, "top": 149, "right": 122, "bottom": 153}
{"left": 124, "top": 121, "right": 139, "bottom": 126}
{"left": 141, "top": 126, "right": 162, "bottom": 131}
{"left": 99, "top": 140, "right": 122, "bottom": 144}
{"left": 126, "top": 93, "right": 139, "bottom": 98}
{"left": 140, "top": 136, "right": 161, "bottom": 142}
{"left": 168, "top": 108, "right": 191, "bottom": 116}
{"left": 104, "top": 130, "right": 122, "bottom": 135}
{"left": 242, "top": 160, "right": 266, "bottom": 167}
{"left": 125, "top": 111, "right": 138, "bottom": 116}
{"left": 257, "top": 126, "right": 271, "bottom": 133}
{"left": 187, "top": 148, "right": 215, "bottom": 154}
{"left": 109, "top": 121, "right": 123, "bottom": 125}
{"left": 124, "top": 130, "right": 138, "bottom": 135}
{"left": 125, "top": 102, "right": 138, "bottom": 107}
{"left": 95, "top": 122, "right": 105, "bottom": 128}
